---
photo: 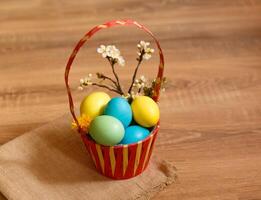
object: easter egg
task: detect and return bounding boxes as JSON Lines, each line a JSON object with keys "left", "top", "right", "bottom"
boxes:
{"left": 89, "top": 115, "right": 124, "bottom": 146}
{"left": 120, "top": 125, "right": 150, "bottom": 144}
{"left": 104, "top": 97, "right": 132, "bottom": 127}
{"left": 80, "top": 92, "right": 110, "bottom": 119}
{"left": 131, "top": 96, "right": 160, "bottom": 127}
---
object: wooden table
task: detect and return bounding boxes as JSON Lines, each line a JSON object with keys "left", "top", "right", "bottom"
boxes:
{"left": 1, "top": 1, "right": 261, "bottom": 199}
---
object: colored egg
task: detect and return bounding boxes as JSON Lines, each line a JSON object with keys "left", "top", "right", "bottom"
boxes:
{"left": 120, "top": 125, "right": 150, "bottom": 144}
{"left": 104, "top": 97, "right": 132, "bottom": 127}
{"left": 89, "top": 115, "right": 124, "bottom": 146}
{"left": 80, "top": 92, "right": 110, "bottom": 119}
{"left": 131, "top": 96, "right": 160, "bottom": 127}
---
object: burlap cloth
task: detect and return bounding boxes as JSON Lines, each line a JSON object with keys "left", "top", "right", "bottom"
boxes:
{"left": 0, "top": 115, "right": 176, "bottom": 200}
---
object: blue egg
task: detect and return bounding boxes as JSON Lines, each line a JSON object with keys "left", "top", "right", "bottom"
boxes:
{"left": 104, "top": 97, "right": 132, "bottom": 128}
{"left": 120, "top": 125, "right": 150, "bottom": 144}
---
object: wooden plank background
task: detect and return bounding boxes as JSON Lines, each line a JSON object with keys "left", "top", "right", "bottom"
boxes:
{"left": 0, "top": 0, "right": 261, "bottom": 199}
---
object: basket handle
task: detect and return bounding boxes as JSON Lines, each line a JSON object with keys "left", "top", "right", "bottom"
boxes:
{"left": 65, "top": 19, "right": 165, "bottom": 132}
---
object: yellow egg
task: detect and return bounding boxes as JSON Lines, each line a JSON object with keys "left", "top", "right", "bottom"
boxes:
{"left": 131, "top": 96, "right": 160, "bottom": 127}
{"left": 80, "top": 92, "right": 110, "bottom": 119}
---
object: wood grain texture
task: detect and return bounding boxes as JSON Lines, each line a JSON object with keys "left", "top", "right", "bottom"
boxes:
{"left": 0, "top": 0, "right": 261, "bottom": 199}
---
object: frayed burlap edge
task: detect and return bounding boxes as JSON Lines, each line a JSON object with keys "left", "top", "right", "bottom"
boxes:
{"left": 132, "top": 160, "right": 177, "bottom": 200}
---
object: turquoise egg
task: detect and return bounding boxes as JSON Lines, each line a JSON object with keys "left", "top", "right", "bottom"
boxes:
{"left": 89, "top": 116, "right": 125, "bottom": 146}
{"left": 120, "top": 125, "right": 150, "bottom": 144}
{"left": 104, "top": 97, "right": 132, "bottom": 128}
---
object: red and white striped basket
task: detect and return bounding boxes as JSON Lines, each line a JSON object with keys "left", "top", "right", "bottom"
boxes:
{"left": 65, "top": 19, "right": 164, "bottom": 179}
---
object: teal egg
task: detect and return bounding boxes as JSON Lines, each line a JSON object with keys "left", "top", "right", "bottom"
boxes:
{"left": 120, "top": 125, "right": 150, "bottom": 144}
{"left": 89, "top": 116, "right": 125, "bottom": 146}
{"left": 104, "top": 97, "right": 132, "bottom": 128}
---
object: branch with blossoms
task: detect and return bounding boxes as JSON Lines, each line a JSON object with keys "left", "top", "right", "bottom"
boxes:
{"left": 78, "top": 41, "right": 166, "bottom": 101}
{"left": 128, "top": 41, "right": 154, "bottom": 94}
{"left": 78, "top": 45, "right": 125, "bottom": 95}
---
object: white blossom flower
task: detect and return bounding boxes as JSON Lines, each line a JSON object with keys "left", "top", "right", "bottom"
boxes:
{"left": 140, "top": 75, "right": 146, "bottom": 82}
{"left": 78, "top": 86, "right": 84, "bottom": 91}
{"left": 84, "top": 77, "right": 91, "bottom": 83}
{"left": 130, "top": 91, "right": 136, "bottom": 98}
{"left": 132, "top": 75, "right": 148, "bottom": 93}
{"left": 143, "top": 53, "right": 152, "bottom": 60}
{"left": 122, "top": 93, "right": 131, "bottom": 99}
{"left": 106, "top": 45, "right": 120, "bottom": 59}
{"left": 80, "top": 78, "right": 84, "bottom": 84}
{"left": 137, "top": 41, "right": 150, "bottom": 49}
{"left": 97, "top": 45, "right": 107, "bottom": 58}
{"left": 97, "top": 44, "right": 125, "bottom": 66}
{"left": 79, "top": 75, "right": 93, "bottom": 88}
{"left": 137, "top": 41, "right": 154, "bottom": 60}
{"left": 117, "top": 56, "right": 125, "bottom": 66}
{"left": 84, "top": 77, "right": 92, "bottom": 85}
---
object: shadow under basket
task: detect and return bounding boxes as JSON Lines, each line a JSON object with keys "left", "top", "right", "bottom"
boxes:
{"left": 65, "top": 19, "right": 165, "bottom": 180}
{"left": 81, "top": 124, "right": 159, "bottom": 179}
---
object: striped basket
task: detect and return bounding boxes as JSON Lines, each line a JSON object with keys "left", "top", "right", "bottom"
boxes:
{"left": 65, "top": 19, "right": 165, "bottom": 179}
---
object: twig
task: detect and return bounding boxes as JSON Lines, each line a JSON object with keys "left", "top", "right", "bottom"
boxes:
{"left": 128, "top": 50, "right": 145, "bottom": 94}
{"left": 106, "top": 57, "right": 124, "bottom": 94}
{"left": 97, "top": 73, "right": 118, "bottom": 88}
{"left": 92, "top": 83, "right": 123, "bottom": 95}
{"left": 103, "top": 75, "right": 118, "bottom": 86}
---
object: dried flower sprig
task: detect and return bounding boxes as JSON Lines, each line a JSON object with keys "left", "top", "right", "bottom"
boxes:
{"left": 127, "top": 75, "right": 167, "bottom": 98}
{"left": 71, "top": 114, "right": 92, "bottom": 133}
{"left": 143, "top": 77, "right": 167, "bottom": 97}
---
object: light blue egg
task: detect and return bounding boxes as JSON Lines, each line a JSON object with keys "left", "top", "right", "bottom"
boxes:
{"left": 120, "top": 125, "right": 150, "bottom": 144}
{"left": 104, "top": 97, "right": 132, "bottom": 128}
